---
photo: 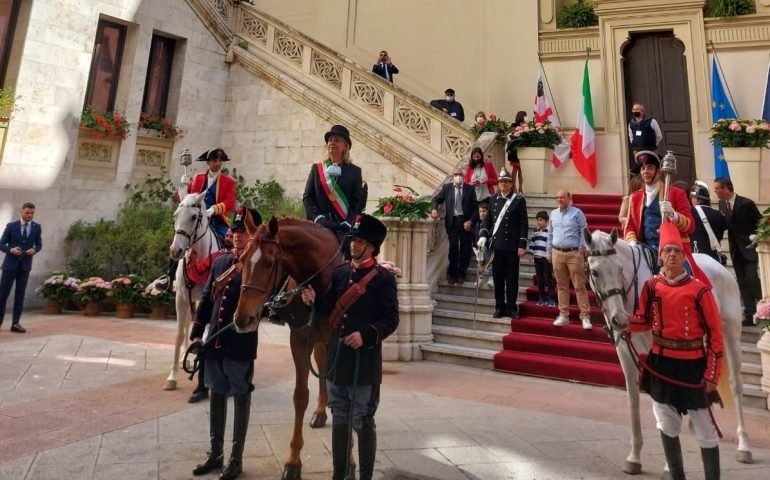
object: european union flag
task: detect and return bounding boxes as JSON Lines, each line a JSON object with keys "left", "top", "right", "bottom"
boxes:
{"left": 711, "top": 57, "right": 736, "bottom": 179}
{"left": 762, "top": 56, "right": 770, "bottom": 122}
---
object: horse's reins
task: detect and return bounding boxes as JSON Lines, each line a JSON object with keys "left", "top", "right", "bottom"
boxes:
{"left": 586, "top": 246, "right": 639, "bottom": 346}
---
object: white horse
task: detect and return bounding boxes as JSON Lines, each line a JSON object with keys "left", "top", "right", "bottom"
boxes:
{"left": 583, "top": 228, "right": 752, "bottom": 475}
{"left": 164, "top": 192, "right": 219, "bottom": 390}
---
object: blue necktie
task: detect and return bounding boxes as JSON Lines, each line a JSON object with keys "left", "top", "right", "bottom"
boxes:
{"left": 22, "top": 223, "right": 27, "bottom": 239}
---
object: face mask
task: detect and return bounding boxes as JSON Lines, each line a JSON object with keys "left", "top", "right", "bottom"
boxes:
{"left": 633, "top": 111, "right": 642, "bottom": 118}
{"left": 453, "top": 175, "right": 463, "bottom": 185}
{"left": 523, "top": 116, "right": 529, "bottom": 123}
{"left": 446, "top": 96, "right": 455, "bottom": 102}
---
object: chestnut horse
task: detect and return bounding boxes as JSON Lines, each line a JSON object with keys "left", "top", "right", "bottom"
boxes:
{"left": 233, "top": 215, "right": 344, "bottom": 480}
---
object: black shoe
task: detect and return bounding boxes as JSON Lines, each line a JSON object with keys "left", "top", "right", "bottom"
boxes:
{"left": 742, "top": 319, "right": 754, "bottom": 327}
{"left": 10, "top": 324, "right": 26, "bottom": 333}
{"left": 188, "top": 389, "right": 209, "bottom": 403}
{"left": 193, "top": 453, "right": 223, "bottom": 475}
{"left": 219, "top": 459, "right": 242, "bottom": 480}
{"left": 492, "top": 309, "right": 504, "bottom": 318}
{"left": 507, "top": 309, "right": 519, "bottom": 319}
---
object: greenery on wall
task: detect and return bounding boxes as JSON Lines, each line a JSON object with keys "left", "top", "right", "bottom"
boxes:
{"left": 707, "top": 0, "right": 756, "bottom": 17}
{"left": 557, "top": 0, "right": 598, "bottom": 29}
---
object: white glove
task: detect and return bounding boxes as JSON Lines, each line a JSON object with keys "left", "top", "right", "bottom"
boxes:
{"left": 205, "top": 207, "right": 215, "bottom": 217}
{"left": 477, "top": 237, "right": 487, "bottom": 249}
{"left": 180, "top": 174, "right": 190, "bottom": 185}
{"left": 659, "top": 200, "right": 676, "bottom": 219}
{"left": 628, "top": 239, "right": 637, "bottom": 247}
{"left": 325, "top": 164, "right": 342, "bottom": 177}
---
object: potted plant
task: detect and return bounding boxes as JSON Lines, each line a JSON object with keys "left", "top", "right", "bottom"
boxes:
{"left": 110, "top": 274, "right": 145, "bottom": 318}
{"left": 710, "top": 118, "right": 770, "bottom": 200}
{"left": 77, "top": 277, "right": 112, "bottom": 316}
{"left": 557, "top": 0, "right": 598, "bottom": 29}
{"left": 144, "top": 282, "right": 175, "bottom": 319}
{"left": 373, "top": 185, "right": 432, "bottom": 221}
{"left": 471, "top": 113, "right": 510, "bottom": 145}
{"left": 507, "top": 120, "right": 563, "bottom": 193}
{"left": 0, "top": 86, "right": 21, "bottom": 123}
{"left": 80, "top": 106, "right": 134, "bottom": 140}
{"left": 137, "top": 112, "right": 185, "bottom": 140}
{"left": 754, "top": 298, "right": 770, "bottom": 407}
{"left": 36, "top": 273, "right": 80, "bottom": 314}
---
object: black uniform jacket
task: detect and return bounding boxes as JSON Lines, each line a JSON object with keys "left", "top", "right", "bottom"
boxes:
{"left": 303, "top": 162, "right": 364, "bottom": 225}
{"left": 690, "top": 205, "right": 726, "bottom": 259}
{"left": 719, "top": 195, "right": 762, "bottom": 263}
{"left": 479, "top": 192, "right": 529, "bottom": 251}
{"left": 317, "top": 262, "right": 399, "bottom": 386}
{"left": 191, "top": 252, "right": 257, "bottom": 361}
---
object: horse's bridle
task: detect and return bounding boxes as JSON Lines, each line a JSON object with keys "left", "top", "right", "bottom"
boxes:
{"left": 240, "top": 236, "right": 284, "bottom": 297}
{"left": 175, "top": 203, "right": 208, "bottom": 250}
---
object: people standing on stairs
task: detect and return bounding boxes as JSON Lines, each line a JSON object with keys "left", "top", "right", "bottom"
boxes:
{"left": 189, "top": 208, "right": 261, "bottom": 480}
{"left": 506, "top": 110, "right": 527, "bottom": 194}
{"left": 430, "top": 88, "right": 465, "bottom": 122}
{"left": 618, "top": 174, "right": 644, "bottom": 230}
{"left": 465, "top": 146, "right": 498, "bottom": 205}
{"left": 629, "top": 221, "right": 724, "bottom": 480}
{"left": 473, "top": 203, "right": 494, "bottom": 288}
{"left": 431, "top": 167, "right": 479, "bottom": 285}
{"left": 546, "top": 191, "right": 592, "bottom": 330}
{"left": 477, "top": 168, "right": 528, "bottom": 319}
{"left": 714, "top": 177, "right": 762, "bottom": 326}
{"left": 372, "top": 50, "right": 398, "bottom": 83}
{"left": 628, "top": 103, "right": 662, "bottom": 156}
{"left": 528, "top": 211, "right": 556, "bottom": 308}
{"left": 300, "top": 214, "right": 399, "bottom": 480}
{"left": 689, "top": 180, "right": 727, "bottom": 265}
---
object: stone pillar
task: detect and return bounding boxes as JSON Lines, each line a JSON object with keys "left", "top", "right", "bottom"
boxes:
{"left": 517, "top": 147, "right": 552, "bottom": 194}
{"left": 722, "top": 147, "right": 761, "bottom": 202}
{"left": 378, "top": 218, "right": 435, "bottom": 361}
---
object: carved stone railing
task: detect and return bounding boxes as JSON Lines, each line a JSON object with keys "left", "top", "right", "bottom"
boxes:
{"left": 72, "top": 128, "right": 121, "bottom": 180}
{"left": 186, "top": 0, "right": 474, "bottom": 187}
{"left": 132, "top": 130, "right": 175, "bottom": 185}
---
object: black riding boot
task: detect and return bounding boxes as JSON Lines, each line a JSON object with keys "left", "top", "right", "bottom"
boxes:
{"left": 193, "top": 392, "right": 226, "bottom": 475}
{"left": 356, "top": 417, "right": 377, "bottom": 480}
{"left": 701, "top": 446, "right": 720, "bottom": 480}
{"left": 158, "top": 259, "right": 178, "bottom": 292}
{"left": 188, "top": 359, "right": 209, "bottom": 403}
{"left": 660, "top": 432, "right": 686, "bottom": 480}
{"left": 220, "top": 392, "right": 251, "bottom": 480}
{"left": 332, "top": 423, "right": 355, "bottom": 480}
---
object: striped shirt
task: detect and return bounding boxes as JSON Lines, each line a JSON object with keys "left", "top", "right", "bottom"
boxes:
{"left": 528, "top": 229, "right": 549, "bottom": 258}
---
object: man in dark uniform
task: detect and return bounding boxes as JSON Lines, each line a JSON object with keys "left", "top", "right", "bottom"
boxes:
{"left": 477, "top": 168, "right": 528, "bottom": 319}
{"left": 301, "top": 214, "right": 399, "bottom": 480}
{"left": 689, "top": 180, "right": 727, "bottom": 264}
{"left": 189, "top": 208, "right": 261, "bottom": 480}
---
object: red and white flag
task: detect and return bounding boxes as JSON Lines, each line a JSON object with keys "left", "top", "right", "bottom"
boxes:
{"left": 570, "top": 60, "right": 597, "bottom": 188}
{"left": 534, "top": 64, "right": 571, "bottom": 170}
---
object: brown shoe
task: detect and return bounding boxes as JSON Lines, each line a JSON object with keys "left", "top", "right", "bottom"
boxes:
{"left": 10, "top": 324, "right": 26, "bottom": 333}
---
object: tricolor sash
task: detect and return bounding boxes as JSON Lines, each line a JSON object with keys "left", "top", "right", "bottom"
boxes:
{"left": 317, "top": 160, "right": 350, "bottom": 220}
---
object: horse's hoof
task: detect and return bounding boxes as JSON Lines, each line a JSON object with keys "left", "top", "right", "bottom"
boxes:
{"left": 622, "top": 461, "right": 642, "bottom": 474}
{"left": 309, "top": 412, "right": 327, "bottom": 428}
{"left": 164, "top": 380, "right": 177, "bottom": 391}
{"left": 281, "top": 463, "right": 301, "bottom": 480}
{"left": 736, "top": 450, "right": 753, "bottom": 464}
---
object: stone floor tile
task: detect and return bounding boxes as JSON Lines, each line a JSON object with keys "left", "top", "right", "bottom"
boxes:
{"left": 382, "top": 449, "right": 473, "bottom": 480}
{"left": 92, "top": 461, "right": 159, "bottom": 480}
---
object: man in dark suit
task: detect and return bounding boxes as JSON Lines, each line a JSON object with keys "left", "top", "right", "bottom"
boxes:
{"left": 477, "top": 169, "right": 528, "bottom": 318}
{"left": 431, "top": 167, "right": 479, "bottom": 284}
{"left": 1, "top": 202, "right": 42, "bottom": 333}
{"left": 372, "top": 50, "right": 398, "bottom": 83}
{"left": 714, "top": 177, "right": 762, "bottom": 326}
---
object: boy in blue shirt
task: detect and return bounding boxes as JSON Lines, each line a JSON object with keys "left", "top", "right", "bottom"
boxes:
{"left": 528, "top": 211, "right": 556, "bottom": 306}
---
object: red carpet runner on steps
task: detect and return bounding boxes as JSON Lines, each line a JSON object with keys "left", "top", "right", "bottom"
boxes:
{"left": 493, "top": 193, "right": 628, "bottom": 388}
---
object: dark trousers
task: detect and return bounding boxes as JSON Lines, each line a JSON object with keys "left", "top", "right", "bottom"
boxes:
{"left": 492, "top": 249, "right": 520, "bottom": 312}
{"left": 0, "top": 266, "right": 30, "bottom": 325}
{"left": 446, "top": 216, "right": 472, "bottom": 279}
{"left": 534, "top": 257, "right": 556, "bottom": 301}
{"left": 733, "top": 258, "right": 761, "bottom": 321}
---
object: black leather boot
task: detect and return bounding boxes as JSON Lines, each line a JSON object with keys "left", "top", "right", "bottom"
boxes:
{"left": 356, "top": 417, "right": 377, "bottom": 480}
{"left": 193, "top": 392, "right": 226, "bottom": 475}
{"left": 332, "top": 422, "right": 354, "bottom": 480}
{"left": 220, "top": 393, "right": 251, "bottom": 480}
{"left": 701, "top": 446, "right": 720, "bottom": 480}
{"left": 188, "top": 360, "right": 208, "bottom": 403}
{"left": 660, "top": 432, "right": 686, "bottom": 480}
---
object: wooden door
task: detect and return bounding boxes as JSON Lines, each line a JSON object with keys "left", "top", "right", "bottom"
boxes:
{"left": 622, "top": 31, "right": 695, "bottom": 185}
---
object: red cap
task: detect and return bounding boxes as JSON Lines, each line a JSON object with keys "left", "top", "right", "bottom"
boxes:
{"left": 658, "top": 221, "right": 683, "bottom": 254}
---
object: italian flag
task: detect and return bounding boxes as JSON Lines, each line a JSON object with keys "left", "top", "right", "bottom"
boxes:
{"left": 570, "top": 60, "right": 597, "bottom": 188}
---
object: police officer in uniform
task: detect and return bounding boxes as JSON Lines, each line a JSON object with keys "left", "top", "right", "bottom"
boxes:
{"left": 190, "top": 208, "right": 261, "bottom": 480}
{"left": 476, "top": 168, "right": 528, "bottom": 319}
{"left": 689, "top": 180, "right": 727, "bottom": 263}
{"left": 301, "top": 214, "right": 399, "bottom": 480}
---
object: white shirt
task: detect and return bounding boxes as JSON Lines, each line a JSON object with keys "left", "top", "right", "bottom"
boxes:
{"left": 644, "top": 183, "right": 660, "bottom": 207}
{"left": 207, "top": 171, "right": 220, "bottom": 189}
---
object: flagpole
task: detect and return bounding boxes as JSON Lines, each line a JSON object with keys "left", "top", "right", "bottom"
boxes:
{"left": 536, "top": 51, "right": 565, "bottom": 129}
{"left": 709, "top": 40, "right": 740, "bottom": 118}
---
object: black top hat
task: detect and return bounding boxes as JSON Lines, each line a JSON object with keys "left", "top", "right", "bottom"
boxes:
{"left": 195, "top": 150, "right": 210, "bottom": 161}
{"left": 324, "top": 125, "right": 352, "bottom": 149}
{"left": 348, "top": 214, "right": 387, "bottom": 250}
{"left": 631, "top": 150, "right": 660, "bottom": 174}
{"left": 231, "top": 207, "right": 262, "bottom": 232}
{"left": 206, "top": 148, "right": 230, "bottom": 162}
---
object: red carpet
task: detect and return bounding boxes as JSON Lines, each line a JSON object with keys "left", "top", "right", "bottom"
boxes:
{"left": 493, "top": 193, "right": 627, "bottom": 388}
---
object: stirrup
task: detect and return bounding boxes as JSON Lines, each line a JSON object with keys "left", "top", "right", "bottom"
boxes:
{"left": 156, "top": 275, "right": 172, "bottom": 292}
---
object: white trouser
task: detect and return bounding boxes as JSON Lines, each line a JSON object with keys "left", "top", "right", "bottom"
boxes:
{"left": 653, "top": 401, "right": 719, "bottom": 449}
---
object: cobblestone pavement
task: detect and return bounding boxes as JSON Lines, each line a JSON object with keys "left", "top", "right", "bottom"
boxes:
{"left": 0, "top": 312, "right": 768, "bottom": 479}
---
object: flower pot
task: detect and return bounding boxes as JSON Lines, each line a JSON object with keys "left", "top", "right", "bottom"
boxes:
{"left": 44, "top": 299, "right": 62, "bottom": 315}
{"left": 721, "top": 147, "right": 761, "bottom": 202}
{"left": 516, "top": 147, "right": 552, "bottom": 194}
{"left": 115, "top": 303, "right": 136, "bottom": 319}
{"left": 757, "top": 240, "right": 770, "bottom": 299}
{"left": 83, "top": 302, "right": 101, "bottom": 317}
{"left": 758, "top": 330, "right": 770, "bottom": 410}
{"left": 149, "top": 305, "right": 168, "bottom": 320}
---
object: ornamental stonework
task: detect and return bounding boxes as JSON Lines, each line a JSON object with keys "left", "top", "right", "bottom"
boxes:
{"left": 212, "top": 0, "right": 229, "bottom": 21}
{"left": 442, "top": 125, "right": 472, "bottom": 161}
{"left": 77, "top": 143, "right": 116, "bottom": 166}
{"left": 273, "top": 31, "right": 303, "bottom": 65}
{"left": 310, "top": 51, "right": 342, "bottom": 89}
{"left": 241, "top": 15, "right": 267, "bottom": 44}
{"left": 394, "top": 98, "right": 430, "bottom": 144}
{"left": 351, "top": 73, "right": 383, "bottom": 114}
{"left": 136, "top": 149, "right": 166, "bottom": 168}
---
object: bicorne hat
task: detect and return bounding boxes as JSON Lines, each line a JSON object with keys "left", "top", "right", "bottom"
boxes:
{"left": 631, "top": 150, "right": 660, "bottom": 174}
{"left": 658, "top": 221, "right": 684, "bottom": 254}
{"left": 348, "top": 214, "right": 387, "bottom": 249}
{"left": 206, "top": 148, "right": 230, "bottom": 162}
{"left": 231, "top": 207, "right": 262, "bottom": 232}
{"left": 195, "top": 150, "right": 210, "bottom": 162}
{"left": 498, "top": 168, "right": 513, "bottom": 182}
{"left": 324, "top": 125, "right": 352, "bottom": 149}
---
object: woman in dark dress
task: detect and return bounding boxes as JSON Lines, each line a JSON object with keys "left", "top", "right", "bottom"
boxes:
{"left": 506, "top": 110, "right": 527, "bottom": 193}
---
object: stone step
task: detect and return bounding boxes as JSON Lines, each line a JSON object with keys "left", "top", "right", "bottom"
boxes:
{"left": 420, "top": 342, "right": 495, "bottom": 370}
{"left": 741, "top": 343, "right": 760, "bottom": 365}
{"left": 741, "top": 383, "right": 769, "bottom": 411}
{"left": 432, "top": 308, "right": 513, "bottom": 334}
{"left": 434, "top": 292, "right": 521, "bottom": 314}
{"left": 432, "top": 325, "right": 505, "bottom": 351}
{"left": 740, "top": 361, "right": 763, "bottom": 386}
{"left": 741, "top": 326, "right": 762, "bottom": 344}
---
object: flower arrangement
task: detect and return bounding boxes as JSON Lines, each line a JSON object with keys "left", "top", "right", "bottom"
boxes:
{"left": 754, "top": 298, "right": 770, "bottom": 333}
{"left": 77, "top": 277, "right": 112, "bottom": 304}
{"left": 471, "top": 113, "right": 510, "bottom": 144}
{"left": 110, "top": 274, "right": 145, "bottom": 305}
{"left": 80, "top": 106, "right": 134, "bottom": 140}
{"left": 143, "top": 280, "right": 175, "bottom": 307}
{"left": 373, "top": 185, "right": 432, "bottom": 221}
{"left": 37, "top": 273, "right": 80, "bottom": 304}
{"left": 379, "top": 260, "right": 402, "bottom": 278}
{"left": 506, "top": 120, "right": 562, "bottom": 150}
{"left": 0, "top": 86, "right": 21, "bottom": 122}
{"left": 750, "top": 205, "right": 770, "bottom": 247}
{"left": 709, "top": 118, "right": 770, "bottom": 148}
{"left": 137, "top": 112, "right": 185, "bottom": 140}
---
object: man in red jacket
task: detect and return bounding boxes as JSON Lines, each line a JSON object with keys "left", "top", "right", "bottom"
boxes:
{"left": 630, "top": 221, "right": 723, "bottom": 480}
{"left": 180, "top": 148, "right": 236, "bottom": 239}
